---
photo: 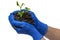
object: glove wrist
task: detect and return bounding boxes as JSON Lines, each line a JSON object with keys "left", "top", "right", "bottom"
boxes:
{"left": 37, "top": 21, "right": 48, "bottom": 36}
{"left": 30, "top": 28, "right": 43, "bottom": 40}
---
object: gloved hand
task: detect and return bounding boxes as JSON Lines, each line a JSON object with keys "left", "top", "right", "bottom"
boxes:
{"left": 8, "top": 10, "right": 43, "bottom": 40}
{"left": 9, "top": 10, "right": 28, "bottom": 34}
{"left": 9, "top": 9, "right": 48, "bottom": 36}
{"left": 28, "top": 11, "right": 48, "bottom": 35}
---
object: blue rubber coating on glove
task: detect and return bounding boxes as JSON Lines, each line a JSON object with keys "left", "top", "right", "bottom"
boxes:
{"left": 8, "top": 10, "right": 43, "bottom": 40}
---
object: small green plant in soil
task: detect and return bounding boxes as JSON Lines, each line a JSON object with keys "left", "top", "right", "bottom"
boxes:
{"left": 14, "top": 1, "right": 34, "bottom": 25}
{"left": 16, "top": 1, "right": 30, "bottom": 18}
{"left": 16, "top": 1, "right": 25, "bottom": 17}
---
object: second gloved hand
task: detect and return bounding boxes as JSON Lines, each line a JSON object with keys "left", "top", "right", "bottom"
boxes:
{"left": 28, "top": 11, "right": 48, "bottom": 35}
{"left": 13, "top": 21, "right": 43, "bottom": 40}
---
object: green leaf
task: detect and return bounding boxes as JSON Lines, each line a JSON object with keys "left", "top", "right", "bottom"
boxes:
{"left": 16, "top": 1, "right": 20, "bottom": 6}
{"left": 25, "top": 7, "right": 30, "bottom": 12}
{"left": 20, "top": 3, "right": 25, "bottom": 10}
{"left": 18, "top": 11, "right": 24, "bottom": 17}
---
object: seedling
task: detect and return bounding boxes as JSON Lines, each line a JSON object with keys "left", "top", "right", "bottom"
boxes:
{"left": 14, "top": 1, "right": 34, "bottom": 25}
{"left": 16, "top": 1, "right": 24, "bottom": 17}
{"left": 16, "top": 1, "right": 24, "bottom": 10}
{"left": 16, "top": 1, "right": 30, "bottom": 18}
{"left": 18, "top": 11, "right": 24, "bottom": 17}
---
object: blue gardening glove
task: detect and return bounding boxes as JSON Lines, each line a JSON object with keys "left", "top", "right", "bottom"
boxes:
{"left": 8, "top": 10, "right": 43, "bottom": 40}
{"left": 9, "top": 10, "right": 28, "bottom": 34}
{"left": 28, "top": 11, "right": 48, "bottom": 35}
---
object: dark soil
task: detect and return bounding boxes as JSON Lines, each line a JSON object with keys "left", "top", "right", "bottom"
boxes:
{"left": 14, "top": 12, "right": 34, "bottom": 25}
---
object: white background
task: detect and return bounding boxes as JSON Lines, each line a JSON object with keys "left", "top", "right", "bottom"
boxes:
{"left": 0, "top": 0, "right": 60, "bottom": 40}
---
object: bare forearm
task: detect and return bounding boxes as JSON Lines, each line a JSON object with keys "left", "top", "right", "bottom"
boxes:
{"left": 45, "top": 26, "right": 60, "bottom": 40}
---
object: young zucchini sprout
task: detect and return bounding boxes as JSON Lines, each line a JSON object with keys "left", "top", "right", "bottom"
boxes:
{"left": 16, "top": 1, "right": 24, "bottom": 17}
{"left": 16, "top": 1, "right": 30, "bottom": 17}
